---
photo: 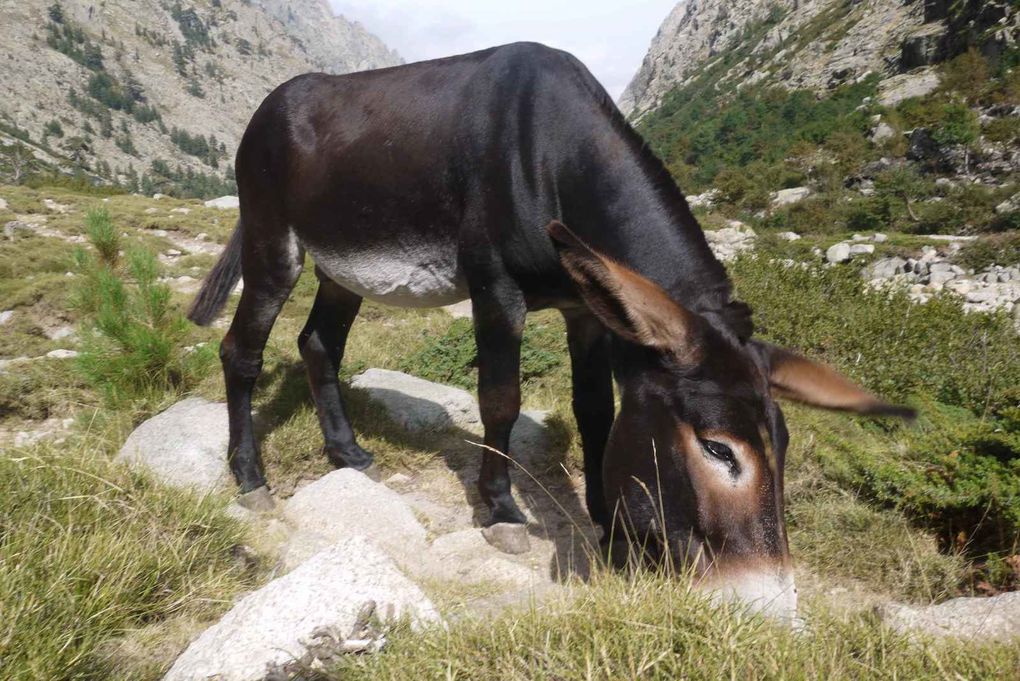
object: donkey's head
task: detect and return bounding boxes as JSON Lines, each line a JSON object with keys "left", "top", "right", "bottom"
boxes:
{"left": 548, "top": 221, "right": 912, "bottom": 621}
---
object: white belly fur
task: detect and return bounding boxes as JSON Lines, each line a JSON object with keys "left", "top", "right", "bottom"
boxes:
{"left": 306, "top": 243, "right": 469, "bottom": 307}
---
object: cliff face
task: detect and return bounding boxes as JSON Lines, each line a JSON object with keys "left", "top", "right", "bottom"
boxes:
{"left": 0, "top": 0, "right": 400, "bottom": 191}
{"left": 620, "top": 0, "right": 1019, "bottom": 118}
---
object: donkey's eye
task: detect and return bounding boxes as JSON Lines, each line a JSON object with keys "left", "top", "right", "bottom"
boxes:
{"left": 700, "top": 439, "right": 734, "bottom": 462}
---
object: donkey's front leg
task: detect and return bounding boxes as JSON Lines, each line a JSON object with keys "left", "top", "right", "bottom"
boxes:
{"left": 471, "top": 279, "right": 530, "bottom": 553}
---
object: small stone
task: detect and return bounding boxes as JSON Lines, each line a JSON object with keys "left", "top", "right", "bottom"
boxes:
{"left": 0, "top": 197, "right": 8, "bottom": 211}
{"left": 865, "top": 257, "right": 906, "bottom": 280}
{"left": 481, "top": 523, "right": 531, "bottom": 555}
{"left": 873, "top": 233, "right": 888, "bottom": 243}
{"left": 144, "top": 207, "right": 159, "bottom": 214}
{"left": 238, "top": 486, "right": 275, "bottom": 512}
{"left": 870, "top": 121, "right": 896, "bottom": 143}
{"left": 45, "top": 349, "right": 78, "bottom": 359}
{"left": 0, "top": 310, "right": 12, "bottom": 325}
{"left": 771, "top": 186, "right": 812, "bottom": 206}
{"left": 204, "top": 195, "right": 240, "bottom": 210}
{"left": 849, "top": 244, "right": 874, "bottom": 256}
{"left": 777, "top": 231, "right": 801, "bottom": 241}
{"left": 826, "top": 242, "right": 852, "bottom": 264}
{"left": 170, "top": 207, "right": 191, "bottom": 215}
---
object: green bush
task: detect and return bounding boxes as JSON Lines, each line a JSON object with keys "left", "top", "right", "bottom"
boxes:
{"left": 731, "top": 255, "right": 1020, "bottom": 551}
{"left": 729, "top": 255, "right": 1020, "bottom": 414}
{"left": 398, "top": 316, "right": 564, "bottom": 390}
{"left": 72, "top": 207, "right": 213, "bottom": 406}
{"left": 956, "top": 232, "right": 1020, "bottom": 271}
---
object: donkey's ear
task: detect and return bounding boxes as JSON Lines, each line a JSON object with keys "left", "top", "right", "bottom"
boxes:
{"left": 755, "top": 342, "right": 915, "bottom": 419}
{"left": 547, "top": 221, "right": 702, "bottom": 358}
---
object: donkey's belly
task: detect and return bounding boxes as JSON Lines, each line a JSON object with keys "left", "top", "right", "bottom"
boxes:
{"left": 305, "top": 242, "right": 468, "bottom": 307}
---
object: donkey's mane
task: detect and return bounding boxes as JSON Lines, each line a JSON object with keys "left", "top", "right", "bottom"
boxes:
{"left": 566, "top": 58, "right": 755, "bottom": 344}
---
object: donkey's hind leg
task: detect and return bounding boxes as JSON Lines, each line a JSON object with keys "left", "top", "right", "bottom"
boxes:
{"left": 298, "top": 272, "right": 374, "bottom": 472}
{"left": 221, "top": 229, "right": 303, "bottom": 509}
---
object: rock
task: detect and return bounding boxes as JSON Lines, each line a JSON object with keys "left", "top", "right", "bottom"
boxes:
{"left": 238, "top": 486, "right": 275, "bottom": 512}
{"left": 869, "top": 121, "right": 896, "bottom": 143}
{"left": 442, "top": 299, "right": 473, "bottom": 319}
{"left": 423, "top": 529, "right": 538, "bottom": 587}
{"left": 873, "top": 233, "right": 888, "bottom": 243}
{"left": 115, "top": 397, "right": 229, "bottom": 491}
{"left": 865, "top": 257, "right": 906, "bottom": 280}
{"left": 704, "top": 222, "right": 756, "bottom": 261}
{"left": 350, "top": 369, "right": 480, "bottom": 432}
{"left": 152, "top": 193, "right": 166, "bottom": 200}
{"left": 826, "top": 242, "right": 852, "bottom": 264}
{"left": 771, "top": 187, "right": 812, "bottom": 206}
{"left": 41, "top": 198, "right": 69, "bottom": 213}
{"left": 45, "top": 349, "right": 78, "bottom": 359}
{"left": 45, "top": 325, "right": 75, "bottom": 341}
{"left": 283, "top": 469, "right": 427, "bottom": 562}
{"left": 687, "top": 189, "right": 719, "bottom": 209}
{"left": 928, "top": 269, "right": 956, "bottom": 285}
{"left": 777, "top": 231, "right": 801, "bottom": 241}
{"left": 996, "top": 192, "right": 1019, "bottom": 215}
{"left": 0, "top": 310, "right": 12, "bottom": 325}
{"left": 881, "top": 592, "right": 1020, "bottom": 642}
{"left": 203, "top": 195, "right": 240, "bottom": 210}
{"left": 481, "top": 522, "right": 531, "bottom": 555}
{"left": 899, "top": 24, "right": 945, "bottom": 69}
{"left": 163, "top": 537, "right": 440, "bottom": 681}
{"left": 170, "top": 207, "right": 190, "bottom": 215}
{"left": 849, "top": 244, "right": 874, "bottom": 256}
{"left": 878, "top": 70, "right": 940, "bottom": 107}
{"left": 0, "top": 197, "right": 8, "bottom": 211}
{"left": 144, "top": 207, "right": 159, "bottom": 214}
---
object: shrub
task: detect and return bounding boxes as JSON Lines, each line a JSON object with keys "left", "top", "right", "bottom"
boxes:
{"left": 398, "top": 316, "right": 564, "bottom": 390}
{"left": 956, "top": 232, "right": 1020, "bottom": 271}
{"left": 731, "top": 254, "right": 1020, "bottom": 557}
{"left": 72, "top": 207, "right": 213, "bottom": 406}
{"left": 43, "top": 119, "right": 64, "bottom": 138}
{"left": 728, "top": 255, "right": 1020, "bottom": 415}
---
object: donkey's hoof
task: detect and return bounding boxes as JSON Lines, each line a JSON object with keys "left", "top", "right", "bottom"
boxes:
{"left": 482, "top": 523, "right": 530, "bottom": 555}
{"left": 237, "top": 485, "right": 275, "bottom": 512}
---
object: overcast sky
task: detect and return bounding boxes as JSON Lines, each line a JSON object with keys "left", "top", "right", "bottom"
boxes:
{"left": 328, "top": 0, "right": 677, "bottom": 100}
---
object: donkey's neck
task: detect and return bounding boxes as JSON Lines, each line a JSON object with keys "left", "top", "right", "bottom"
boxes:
{"left": 559, "top": 124, "right": 735, "bottom": 318}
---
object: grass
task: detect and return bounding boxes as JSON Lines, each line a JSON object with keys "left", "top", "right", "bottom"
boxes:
{"left": 328, "top": 569, "right": 1020, "bottom": 680}
{"left": 1, "top": 179, "right": 1018, "bottom": 678}
{"left": 0, "top": 441, "right": 255, "bottom": 679}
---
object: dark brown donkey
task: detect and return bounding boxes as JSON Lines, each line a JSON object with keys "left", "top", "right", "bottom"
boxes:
{"left": 188, "top": 42, "right": 911, "bottom": 618}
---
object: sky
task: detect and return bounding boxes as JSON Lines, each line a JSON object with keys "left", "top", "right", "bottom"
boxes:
{"left": 328, "top": 0, "right": 678, "bottom": 100}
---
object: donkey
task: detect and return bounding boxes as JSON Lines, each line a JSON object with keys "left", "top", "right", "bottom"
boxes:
{"left": 188, "top": 42, "right": 912, "bottom": 618}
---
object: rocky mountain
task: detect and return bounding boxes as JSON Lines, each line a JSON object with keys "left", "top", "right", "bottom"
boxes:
{"left": 621, "top": 0, "right": 1019, "bottom": 118}
{"left": 0, "top": 0, "right": 400, "bottom": 195}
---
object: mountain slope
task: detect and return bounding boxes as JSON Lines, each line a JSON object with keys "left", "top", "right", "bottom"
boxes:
{"left": 620, "top": 0, "right": 1018, "bottom": 118}
{"left": 0, "top": 0, "right": 400, "bottom": 195}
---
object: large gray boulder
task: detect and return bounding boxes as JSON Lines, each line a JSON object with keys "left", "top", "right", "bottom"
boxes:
{"left": 351, "top": 368, "right": 480, "bottom": 431}
{"left": 881, "top": 592, "right": 1020, "bottom": 642}
{"left": 116, "top": 397, "right": 228, "bottom": 491}
{"left": 282, "top": 469, "right": 428, "bottom": 565}
{"left": 163, "top": 537, "right": 440, "bottom": 681}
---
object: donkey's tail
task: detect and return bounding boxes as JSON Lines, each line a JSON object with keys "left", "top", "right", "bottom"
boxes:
{"left": 187, "top": 220, "right": 243, "bottom": 326}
